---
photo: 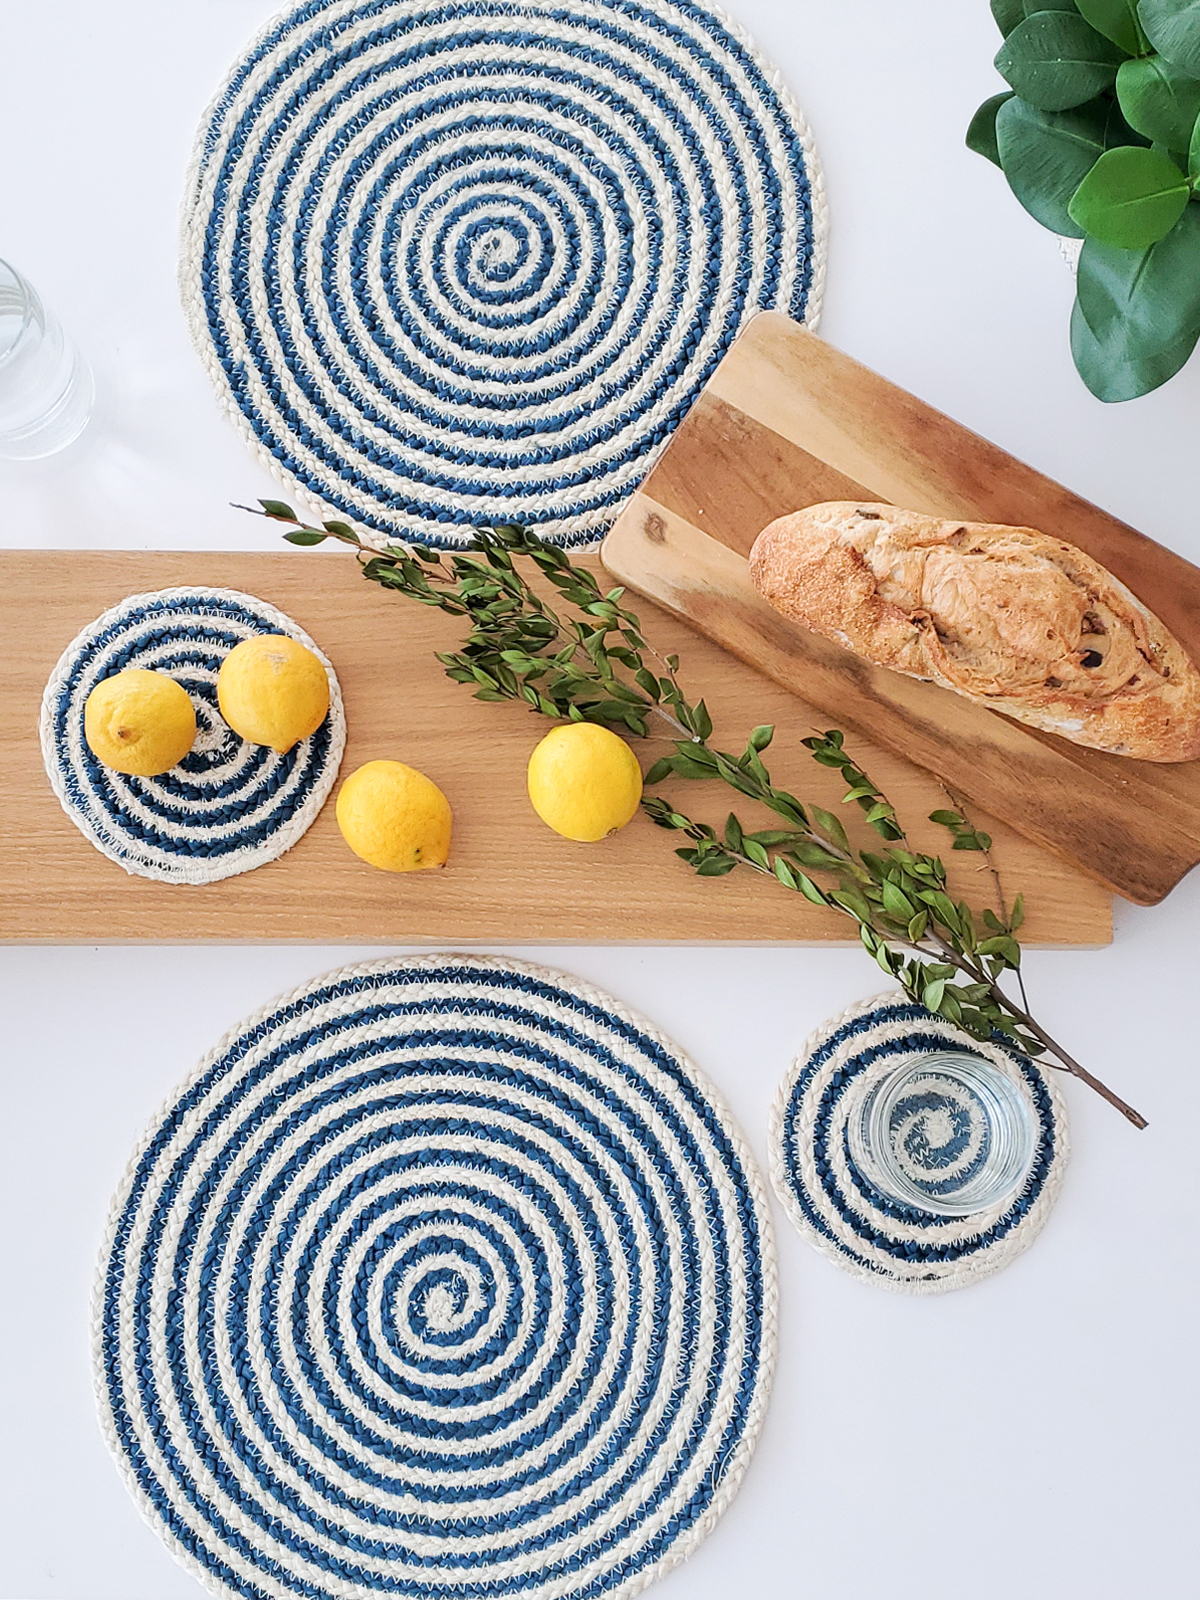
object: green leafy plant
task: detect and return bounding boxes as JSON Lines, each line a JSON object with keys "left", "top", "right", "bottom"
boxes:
{"left": 968, "top": 0, "right": 1200, "bottom": 399}
{"left": 242, "top": 498, "right": 1148, "bottom": 1128}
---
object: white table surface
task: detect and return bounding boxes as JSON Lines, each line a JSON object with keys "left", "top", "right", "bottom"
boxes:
{"left": 2, "top": 3, "right": 1198, "bottom": 1597}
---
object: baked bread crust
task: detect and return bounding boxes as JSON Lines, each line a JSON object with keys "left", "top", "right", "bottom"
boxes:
{"left": 748, "top": 501, "right": 1200, "bottom": 763}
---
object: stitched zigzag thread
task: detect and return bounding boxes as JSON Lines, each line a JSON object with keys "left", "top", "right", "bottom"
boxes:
{"left": 767, "top": 992, "right": 1069, "bottom": 1295}
{"left": 39, "top": 587, "right": 345, "bottom": 884}
{"left": 180, "top": 0, "right": 827, "bottom": 548}
{"left": 94, "top": 956, "right": 776, "bottom": 1600}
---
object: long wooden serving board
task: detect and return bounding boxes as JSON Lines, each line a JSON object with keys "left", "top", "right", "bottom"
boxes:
{"left": 602, "top": 311, "right": 1200, "bottom": 906}
{"left": 0, "top": 550, "right": 1108, "bottom": 944}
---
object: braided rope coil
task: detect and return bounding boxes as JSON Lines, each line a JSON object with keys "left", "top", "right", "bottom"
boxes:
{"left": 94, "top": 955, "right": 777, "bottom": 1600}
{"left": 768, "top": 992, "right": 1069, "bottom": 1295}
{"left": 180, "top": 0, "right": 827, "bottom": 548}
{"left": 39, "top": 587, "right": 345, "bottom": 884}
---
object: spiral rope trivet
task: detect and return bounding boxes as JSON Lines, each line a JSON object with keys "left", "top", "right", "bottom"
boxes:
{"left": 181, "top": 0, "right": 826, "bottom": 548}
{"left": 768, "top": 993, "right": 1068, "bottom": 1295}
{"left": 95, "top": 956, "right": 776, "bottom": 1600}
{"left": 40, "top": 588, "right": 344, "bottom": 885}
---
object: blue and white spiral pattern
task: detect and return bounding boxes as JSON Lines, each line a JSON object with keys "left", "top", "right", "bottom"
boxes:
{"left": 768, "top": 994, "right": 1068, "bottom": 1294}
{"left": 40, "top": 588, "right": 344, "bottom": 884}
{"left": 95, "top": 957, "right": 775, "bottom": 1600}
{"left": 180, "top": 0, "right": 825, "bottom": 548}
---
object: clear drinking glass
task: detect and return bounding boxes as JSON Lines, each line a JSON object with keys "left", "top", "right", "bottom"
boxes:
{"left": 846, "top": 1051, "right": 1037, "bottom": 1217}
{"left": 0, "top": 257, "right": 93, "bottom": 459}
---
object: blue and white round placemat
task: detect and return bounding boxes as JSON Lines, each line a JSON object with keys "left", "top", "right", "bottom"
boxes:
{"left": 95, "top": 956, "right": 776, "bottom": 1600}
{"left": 768, "top": 993, "right": 1068, "bottom": 1294}
{"left": 40, "top": 588, "right": 345, "bottom": 885}
{"left": 181, "top": 0, "right": 826, "bottom": 548}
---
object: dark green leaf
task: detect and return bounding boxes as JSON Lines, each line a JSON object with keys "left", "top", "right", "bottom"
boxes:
{"left": 1116, "top": 54, "right": 1200, "bottom": 145}
{"left": 1077, "top": 0, "right": 1145, "bottom": 49}
{"left": 1076, "top": 201, "right": 1200, "bottom": 347}
{"left": 996, "top": 94, "right": 1110, "bottom": 234}
{"left": 260, "top": 498, "right": 298, "bottom": 521}
{"left": 996, "top": 13, "right": 1124, "bottom": 111}
{"left": 789, "top": 840, "right": 846, "bottom": 871}
{"left": 724, "top": 813, "right": 745, "bottom": 852}
{"left": 993, "top": 0, "right": 1029, "bottom": 33}
{"left": 692, "top": 700, "right": 713, "bottom": 741}
{"left": 643, "top": 758, "right": 674, "bottom": 785}
{"left": 697, "top": 855, "right": 738, "bottom": 877}
{"left": 1010, "top": 893, "right": 1026, "bottom": 931}
{"left": 1192, "top": 100, "right": 1200, "bottom": 171}
{"left": 967, "top": 91, "right": 1016, "bottom": 166}
{"left": 928, "top": 809, "right": 965, "bottom": 827}
{"left": 283, "top": 528, "right": 327, "bottom": 546}
{"left": 1139, "top": 0, "right": 1200, "bottom": 74}
{"left": 1068, "top": 143, "right": 1190, "bottom": 243}
{"left": 322, "top": 519, "right": 357, "bottom": 536}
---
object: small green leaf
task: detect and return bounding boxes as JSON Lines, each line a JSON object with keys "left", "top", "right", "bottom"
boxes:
{"left": 922, "top": 977, "right": 947, "bottom": 1013}
{"left": 1117, "top": 54, "right": 1200, "bottom": 146}
{"left": 1068, "top": 144, "right": 1190, "bottom": 244}
{"left": 724, "top": 813, "right": 745, "bottom": 852}
{"left": 748, "top": 724, "right": 775, "bottom": 752}
{"left": 928, "top": 809, "right": 964, "bottom": 827}
{"left": 773, "top": 857, "right": 799, "bottom": 889}
{"left": 1139, "top": 0, "right": 1200, "bottom": 74}
{"left": 742, "top": 839, "right": 771, "bottom": 869}
{"left": 996, "top": 13, "right": 1124, "bottom": 111}
{"left": 1010, "top": 893, "right": 1026, "bottom": 931}
{"left": 881, "top": 880, "right": 918, "bottom": 921}
{"left": 260, "top": 498, "right": 298, "bottom": 521}
{"left": 967, "top": 91, "right": 1016, "bottom": 166}
{"left": 996, "top": 94, "right": 1110, "bottom": 234}
{"left": 793, "top": 871, "right": 828, "bottom": 906}
{"left": 643, "top": 758, "right": 674, "bottom": 785}
{"left": 322, "top": 519, "right": 357, "bottom": 536}
{"left": 810, "top": 805, "right": 849, "bottom": 852}
{"left": 908, "top": 911, "right": 929, "bottom": 942}
{"left": 283, "top": 528, "right": 327, "bottom": 545}
{"left": 1077, "top": 0, "right": 1145, "bottom": 50}
{"left": 697, "top": 855, "right": 737, "bottom": 877}
{"left": 1191, "top": 103, "right": 1200, "bottom": 172}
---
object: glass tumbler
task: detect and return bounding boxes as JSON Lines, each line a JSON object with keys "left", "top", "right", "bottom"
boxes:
{"left": 0, "top": 257, "right": 93, "bottom": 459}
{"left": 846, "top": 1050, "right": 1038, "bottom": 1217}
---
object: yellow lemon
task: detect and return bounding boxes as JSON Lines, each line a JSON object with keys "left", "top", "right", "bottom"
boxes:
{"left": 216, "top": 633, "right": 330, "bottom": 753}
{"left": 336, "top": 760, "right": 453, "bottom": 872}
{"left": 527, "top": 723, "right": 643, "bottom": 841}
{"left": 84, "top": 668, "right": 197, "bottom": 777}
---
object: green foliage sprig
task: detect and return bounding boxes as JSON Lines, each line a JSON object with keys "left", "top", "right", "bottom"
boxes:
{"left": 244, "top": 499, "right": 1147, "bottom": 1127}
{"left": 968, "top": 0, "right": 1200, "bottom": 401}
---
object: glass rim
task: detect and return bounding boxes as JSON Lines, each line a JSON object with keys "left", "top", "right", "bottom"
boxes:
{"left": 0, "top": 257, "right": 39, "bottom": 372}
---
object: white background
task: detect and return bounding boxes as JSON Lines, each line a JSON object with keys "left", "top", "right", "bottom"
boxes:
{"left": 2, "top": 2, "right": 1198, "bottom": 1597}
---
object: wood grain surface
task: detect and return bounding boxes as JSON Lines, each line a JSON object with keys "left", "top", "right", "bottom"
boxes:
{"left": 602, "top": 311, "right": 1200, "bottom": 905}
{"left": 0, "top": 549, "right": 1108, "bottom": 945}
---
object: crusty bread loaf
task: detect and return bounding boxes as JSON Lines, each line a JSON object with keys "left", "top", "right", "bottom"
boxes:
{"left": 749, "top": 501, "right": 1200, "bottom": 762}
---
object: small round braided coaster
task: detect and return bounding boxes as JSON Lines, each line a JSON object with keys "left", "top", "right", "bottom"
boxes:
{"left": 40, "top": 588, "right": 344, "bottom": 885}
{"left": 180, "top": 0, "right": 826, "bottom": 549}
{"left": 95, "top": 956, "right": 776, "bottom": 1600}
{"left": 768, "top": 993, "right": 1069, "bottom": 1295}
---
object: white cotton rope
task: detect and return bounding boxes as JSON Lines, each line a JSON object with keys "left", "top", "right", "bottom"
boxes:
{"left": 768, "top": 991, "right": 1069, "bottom": 1295}
{"left": 40, "top": 587, "right": 345, "bottom": 884}
{"left": 179, "top": 0, "right": 828, "bottom": 548}
{"left": 93, "top": 954, "right": 777, "bottom": 1600}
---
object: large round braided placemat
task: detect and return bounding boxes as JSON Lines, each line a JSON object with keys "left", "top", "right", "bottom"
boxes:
{"left": 181, "top": 0, "right": 826, "bottom": 547}
{"left": 768, "top": 993, "right": 1069, "bottom": 1295}
{"left": 40, "top": 588, "right": 344, "bottom": 884}
{"left": 95, "top": 956, "right": 776, "bottom": 1600}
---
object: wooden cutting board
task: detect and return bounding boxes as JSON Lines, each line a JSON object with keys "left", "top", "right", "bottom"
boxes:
{"left": 602, "top": 311, "right": 1200, "bottom": 906}
{"left": 0, "top": 549, "right": 1108, "bottom": 944}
